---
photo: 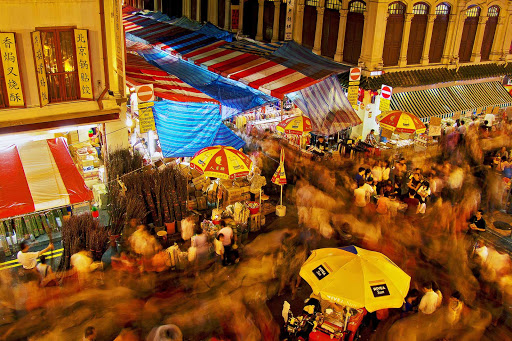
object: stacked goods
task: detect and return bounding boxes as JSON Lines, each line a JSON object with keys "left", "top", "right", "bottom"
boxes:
{"left": 69, "top": 141, "right": 102, "bottom": 185}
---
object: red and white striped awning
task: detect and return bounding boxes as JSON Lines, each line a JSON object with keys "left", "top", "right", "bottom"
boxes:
{"left": 180, "top": 41, "right": 317, "bottom": 99}
{"left": 126, "top": 52, "right": 218, "bottom": 103}
{"left": 0, "top": 138, "right": 93, "bottom": 219}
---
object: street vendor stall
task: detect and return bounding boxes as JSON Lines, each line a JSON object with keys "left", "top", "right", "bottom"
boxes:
{"left": 376, "top": 110, "right": 427, "bottom": 151}
{"left": 284, "top": 246, "right": 410, "bottom": 341}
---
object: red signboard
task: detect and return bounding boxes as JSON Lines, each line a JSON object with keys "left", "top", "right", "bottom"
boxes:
{"left": 381, "top": 85, "right": 392, "bottom": 99}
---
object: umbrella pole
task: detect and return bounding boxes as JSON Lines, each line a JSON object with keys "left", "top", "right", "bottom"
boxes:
{"left": 259, "top": 188, "right": 262, "bottom": 207}
{"left": 217, "top": 179, "right": 220, "bottom": 209}
{"left": 344, "top": 307, "right": 351, "bottom": 331}
{"left": 280, "top": 185, "right": 283, "bottom": 206}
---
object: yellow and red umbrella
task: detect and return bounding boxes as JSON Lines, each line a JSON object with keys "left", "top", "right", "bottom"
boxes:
{"left": 190, "top": 145, "right": 252, "bottom": 180}
{"left": 276, "top": 115, "right": 312, "bottom": 135}
{"left": 376, "top": 110, "right": 426, "bottom": 134}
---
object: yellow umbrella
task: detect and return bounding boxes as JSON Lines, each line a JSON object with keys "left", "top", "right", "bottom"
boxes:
{"left": 376, "top": 110, "right": 426, "bottom": 134}
{"left": 276, "top": 115, "right": 313, "bottom": 135}
{"left": 190, "top": 145, "right": 252, "bottom": 180}
{"left": 299, "top": 246, "right": 410, "bottom": 312}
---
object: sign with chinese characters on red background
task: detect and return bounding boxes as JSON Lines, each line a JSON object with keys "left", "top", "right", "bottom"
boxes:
{"left": 0, "top": 33, "right": 25, "bottom": 107}
{"left": 231, "top": 5, "right": 240, "bottom": 31}
{"left": 74, "top": 29, "right": 94, "bottom": 100}
{"left": 285, "top": 0, "right": 294, "bottom": 40}
{"left": 31, "top": 31, "right": 49, "bottom": 107}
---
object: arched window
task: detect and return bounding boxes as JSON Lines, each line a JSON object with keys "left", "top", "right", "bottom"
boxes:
{"left": 407, "top": 2, "right": 430, "bottom": 64}
{"left": 435, "top": 3, "right": 450, "bottom": 15}
{"left": 481, "top": 6, "right": 500, "bottom": 60}
{"left": 383, "top": 2, "right": 406, "bottom": 66}
{"left": 388, "top": 1, "right": 405, "bottom": 15}
{"left": 322, "top": 0, "right": 342, "bottom": 57}
{"left": 349, "top": 0, "right": 366, "bottom": 13}
{"left": 466, "top": 5, "right": 480, "bottom": 17}
{"left": 306, "top": 0, "right": 319, "bottom": 5}
{"left": 326, "top": 0, "right": 342, "bottom": 10}
{"left": 343, "top": 0, "right": 366, "bottom": 63}
{"left": 412, "top": 2, "right": 428, "bottom": 15}
{"left": 459, "top": 6, "right": 480, "bottom": 62}
{"left": 429, "top": 3, "right": 451, "bottom": 63}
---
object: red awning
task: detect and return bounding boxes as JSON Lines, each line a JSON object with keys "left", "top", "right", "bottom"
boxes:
{"left": 0, "top": 137, "right": 93, "bottom": 219}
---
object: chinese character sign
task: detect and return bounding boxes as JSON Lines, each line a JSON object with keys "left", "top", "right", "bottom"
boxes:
{"left": 31, "top": 31, "right": 49, "bottom": 107}
{"left": 74, "top": 29, "right": 93, "bottom": 100}
{"left": 113, "top": 0, "right": 125, "bottom": 96}
{"left": 231, "top": 5, "right": 239, "bottom": 30}
{"left": 0, "top": 33, "right": 24, "bottom": 107}
{"left": 284, "top": 0, "right": 295, "bottom": 41}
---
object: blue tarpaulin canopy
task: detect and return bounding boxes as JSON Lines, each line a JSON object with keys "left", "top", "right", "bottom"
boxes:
{"left": 135, "top": 47, "right": 275, "bottom": 118}
{"left": 153, "top": 100, "right": 245, "bottom": 157}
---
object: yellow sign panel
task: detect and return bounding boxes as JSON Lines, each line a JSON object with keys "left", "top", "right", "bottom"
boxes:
{"left": 31, "top": 31, "right": 49, "bottom": 107}
{"left": 74, "top": 29, "right": 93, "bottom": 100}
{"left": 139, "top": 107, "right": 156, "bottom": 133}
{"left": 0, "top": 33, "right": 24, "bottom": 107}
{"left": 138, "top": 101, "right": 154, "bottom": 109}
{"left": 379, "top": 98, "right": 390, "bottom": 112}
{"left": 347, "top": 84, "right": 359, "bottom": 107}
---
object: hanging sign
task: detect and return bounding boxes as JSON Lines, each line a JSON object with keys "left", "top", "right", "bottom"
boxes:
{"left": 284, "top": 0, "right": 295, "bottom": 41}
{"left": 429, "top": 116, "right": 441, "bottom": 126}
{"left": 428, "top": 125, "right": 441, "bottom": 136}
{"left": 485, "top": 106, "right": 493, "bottom": 114}
{"left": 31, "top": 31, "right": 49, "bottom": 107}
{"left": 453, "top": 111, "right": 461, "bottom": 120}
{"left": 0, "top": 33, "right": 25, "bottom": 107}
{"left": 231, "top": 5, "right": 240, "bottom": 31}
{"left": 492, "top": 106, "right": 500, "bottom": 115}
{"left": 74, "top": 29, "right": 93, "bottom": 100}
{"left": 379, "top": 85, "right": 392, "bottom": 112}
{"left": 139, "top": 106, "right": 156, "bottom": 133}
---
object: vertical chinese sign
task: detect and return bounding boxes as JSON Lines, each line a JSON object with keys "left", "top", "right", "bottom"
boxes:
{"left": 284, "top": 0, "right": 294, "bottom": 40}
{"left": 31, "top": 32, "right": 49, "bottom": 107}
{"left": 74, "top": 29, "right": 94, "bottom": 100}
{"left": 113, "top": 0, "right": 125, "bottom": 96}
{"left": 231, "top": 5, "right": 240, "bottom": 30}
{"left": 0, "top": 33, "right": 25, "bottom": 107}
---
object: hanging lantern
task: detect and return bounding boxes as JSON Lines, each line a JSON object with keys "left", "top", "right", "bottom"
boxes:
{"left": 91, "top": 206, "right": 99, "bottom": 218}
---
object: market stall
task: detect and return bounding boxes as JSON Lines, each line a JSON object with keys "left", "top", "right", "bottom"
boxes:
{"left": 0, "top": 137, "right": 93, "bottom": 256}
{"left": 284, "top": 246, "right": 410, "bottom": 341}
{"left": 376, "top": 110, "right": 427, "bottom": 152}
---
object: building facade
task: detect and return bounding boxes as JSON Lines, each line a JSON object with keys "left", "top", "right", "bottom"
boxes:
{"left": 0, "top": 0, "right": 128, "bottom": 150}
{"left": 137, "top": 0, "right": 512, "bottom": 75}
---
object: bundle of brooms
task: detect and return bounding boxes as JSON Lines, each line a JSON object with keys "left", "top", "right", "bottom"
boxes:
{"left": 58, "top": 213, "right": 108, "bottom": 270}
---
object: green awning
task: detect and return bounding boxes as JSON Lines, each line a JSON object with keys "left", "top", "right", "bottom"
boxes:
{"left": 390, "top": 81, "right": 512, "bottom": 120}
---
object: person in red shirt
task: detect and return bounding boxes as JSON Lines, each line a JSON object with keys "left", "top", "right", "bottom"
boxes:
{"left": 403, "top": 189, "right": 420, "bottom": 215}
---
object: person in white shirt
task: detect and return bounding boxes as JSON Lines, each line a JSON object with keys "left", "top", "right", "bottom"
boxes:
{"left": 354, "top": 179, "right": 375, "bottom": 208}
{"left": 382, "top": 161, "right": 391, "bottom": 182}
{"left": 371, "top": 161, "right": 383, "bottom": 183}
{"left": 17, "top": 241, "right": 54, "bottom": 270}
{"left": 474, "top": 239, "right": 488, "bottom": 263}
{"left": 418, "top": 282, "right": 439, "bottom": 315}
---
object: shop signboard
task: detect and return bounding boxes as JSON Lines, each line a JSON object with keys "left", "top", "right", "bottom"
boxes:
{"left": 231, "top": 5, "right": 239, "bottom": 31}
{"left": 31, "top": 31, "right": 49, "bottom": 107}
{"left": 74, "top": 29, "right": 93, "bottom": 100}
{"left": 0, "top": 33, "right": 25, "bottom": 107}
{"left": 379, "top": 85, "right": 392, "bottom": 112}
{"left": 453, "top": 111, "right": 461, "bottom": 120}
{"left": 492, "top": 106, "right": 500, "bottom": 115}
{"left": 284, "top": 0, "right": 294, "bottom": 41}
{"left": 113, "top": 0, "right": 125, "bottom": 96}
